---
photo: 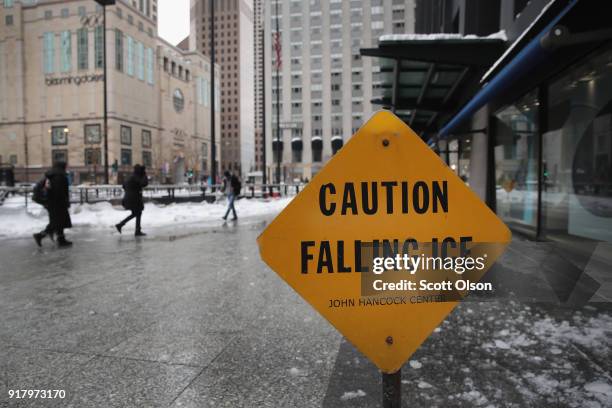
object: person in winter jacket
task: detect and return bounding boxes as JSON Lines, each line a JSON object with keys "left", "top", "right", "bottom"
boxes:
{"left": 222, "top": 171, "right": 240, "bottom": 221}
{"left": 115, "top": 164, "right": 148, "bottom": 236}
{"left": 33, "top": 161, "right": 73, "bottom": 247}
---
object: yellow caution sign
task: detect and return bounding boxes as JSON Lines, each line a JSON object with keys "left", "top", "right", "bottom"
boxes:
{"left": 257, "top": 110, "right": 511, "bottom": 374}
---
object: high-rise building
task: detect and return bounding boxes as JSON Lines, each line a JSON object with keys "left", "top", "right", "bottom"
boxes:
{"left": 253, "top": 0, "right": 264, "bottom": 175}
{"left": 0, "top": 0, "right": 219, "bottom": 184}
{"left": 190, "top": 0, "right": 255, "bottom": 178}
{"left": 263, "top": 0, "right": 415, "bottom": 182}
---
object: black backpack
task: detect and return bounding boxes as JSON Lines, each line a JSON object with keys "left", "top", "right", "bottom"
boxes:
{"left": 231, "top": 175, "right": 242, "bottom": 196}
{"left": 32, "top": 176, "right": 49, "bottom": 205}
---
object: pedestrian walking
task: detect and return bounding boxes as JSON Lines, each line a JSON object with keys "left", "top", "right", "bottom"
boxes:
{"left": 116, "top": 164, "right": 148, "bottom": 236}
{"left": 33, "top": 161, "right": 73, "bottom": 247}
{"left": 222, "top": 171, "right": 241, "bottom": 221}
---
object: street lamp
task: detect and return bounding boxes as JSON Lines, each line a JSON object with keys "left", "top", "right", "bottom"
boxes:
{"left": 94, "top": 0, "right": 115, "bottom": 185}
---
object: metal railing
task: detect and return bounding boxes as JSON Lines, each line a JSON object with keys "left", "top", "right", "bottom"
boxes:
{"left": 0, "top": 183, "right": 304, "bottom": 208}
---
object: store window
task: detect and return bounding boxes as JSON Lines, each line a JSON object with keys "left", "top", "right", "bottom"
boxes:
{"left": 121, "top": 149, "right": 132, "bottom": 166}
{"left": 84, "top": 148, "right": 101, "bottom": 166}
{"left": 52, "top": 149, "right": 68, "bottom": 165}
{"left": 142, "top": 151, "right": 152, "bottom": 168}
{"left": 84, "top": 124, "right": 101, "bottom": 144}
{"left": 494, "top": 89, "right": 539, "bottom": 231}
{"left": 141, "top": 129, "right": 151, "bottom": 148}
{"left": 542, "top": 46, "right": 612, "bottom": 242}
{"left": 120, "top": 125, "right": 132, "bottom": 145}
{"left": 51, "top": 126, "right": 68, "bottom": 145}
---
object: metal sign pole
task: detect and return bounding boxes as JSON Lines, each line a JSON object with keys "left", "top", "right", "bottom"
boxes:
{"left": 382, "top": 370, "right": 401, "bottom": 408}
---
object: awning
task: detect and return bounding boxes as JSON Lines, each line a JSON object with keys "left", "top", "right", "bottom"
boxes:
{"left": 360, "top": 33, "right": 506, "bottom": 136}
{"left": 438, "top": 0, "right": 580, "bottom": 138}
{"left": 272, "top": 139, "right": 283, "bottom": 151}
{"left": 331, "top": 137, "right": 343, "bottom": 153}
{"left": 291, "top": 139, "right": 303, "bottom": 150}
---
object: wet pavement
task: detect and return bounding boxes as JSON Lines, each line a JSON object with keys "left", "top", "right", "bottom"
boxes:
{"left": 0, "top": 217, "right": 611, "bottom": 407}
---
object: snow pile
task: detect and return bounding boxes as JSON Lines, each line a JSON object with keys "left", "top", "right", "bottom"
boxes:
{"left": 380, "top": 30, "right": 507, "bottom": 43}
{"left": 0, "top": 196, "right": 293, "bottom": 238}
{"left": 340, "top": 390, "right": 366, "bottom": 401}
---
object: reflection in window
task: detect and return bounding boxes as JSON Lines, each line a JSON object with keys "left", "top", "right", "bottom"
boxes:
{"left": 494, "top": 90, "right": 539, "bottom": 231}
{"left": 543, "top": 46, "right": 612, "bottom": 242}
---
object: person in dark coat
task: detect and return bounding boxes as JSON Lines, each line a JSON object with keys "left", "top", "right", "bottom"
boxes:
{"left": 33, "top": 161, "right": 73, "bottom": 247}
{"left": 222, "top": 171, "right": 240, "bottom": 221}
{"left": 116, "top": 164, "right": 148, "bottom": 236}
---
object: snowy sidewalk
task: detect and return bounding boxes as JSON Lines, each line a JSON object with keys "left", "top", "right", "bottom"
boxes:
{"left": 0, "top": 195, "right": 293, "bottom": 238}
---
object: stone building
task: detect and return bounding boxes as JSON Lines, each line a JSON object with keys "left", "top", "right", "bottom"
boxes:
{"left": 0, "top": 0, "right": 220, "bottom": 184}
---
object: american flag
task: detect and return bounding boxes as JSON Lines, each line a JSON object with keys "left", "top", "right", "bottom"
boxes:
{"left": 273, "top": 31, "right": 282, "bottom": 70}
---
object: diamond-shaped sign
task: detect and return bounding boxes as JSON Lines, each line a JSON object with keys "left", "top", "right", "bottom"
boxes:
{"left": 257, "top": 111, "right": 511, "bottom": 373}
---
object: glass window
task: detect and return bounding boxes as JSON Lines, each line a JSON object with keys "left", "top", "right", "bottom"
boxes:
{"left": 51, "top": 126, "right": 68, "bottom": 145}
{"left": 94, "top": 26, "right": 103, "bottom": 69}
{"left": 121, "top": 149, "right": 132, "bottom": 166}
{"left": 5, "top": 15, "right": 13, "bottom": 25}
{"left": 43, "top": 32, "right": 55, "bottom": 74}
{"left": 77, "top": 28, "right": 88, "bottom": 70}
{"left": 141, "top": 129, "right": 151, "bottom": 148}
{"left": 84, "top": 148, "right": 101, "bottom": 165}
{"left": 120, "top": 126, "right": 132, "bottom": 145}
{"left": 203, "top": 78, "right": 210, "bottom": 107}
{"left": 145, "top": 47, "right": 154, "bottom": 84}
{"left": 61, "top": 8, "right": 69, "bottom": 18}
{"left": 292, "top": 146, "right": 302, "bottom": 163}
{"left": 126, "top": 35, "right": 134, "bottom": 76}
{"left": 4, "top": 0, "right": 14, "bottom": 8}
{"left": 494, "top": 90, "right": 539, "bottom": 231}
{"left": 52, "top": 150, "right": 68, "bottom": 165}
{"left": 543, "top": 46, "right": 612, "bottom": 242}
{"left": 84, "top": 124, "right": 101, "bottom": 144}
{"left": 142, "top": 151, "right": 152, "bottom": 168}
{"left": 173, "top": 89, "right": 184, "bottom": 112}
{"left": 136, "top": 41, "right": 144, "bottom": 80}
{"left": 214, "top": 84, "right": 220, "bottom": 111}
{"left": 60, "top": 31, "right": 71, "bottom": 72}
{"left": 115, "top": 29, "right": 124, "bottom": 72}
{"left": 78, "top": 6, "right": 86, "bottom": 17}
{"left": 196, "top": 77, "right": 203, "bottom": 105}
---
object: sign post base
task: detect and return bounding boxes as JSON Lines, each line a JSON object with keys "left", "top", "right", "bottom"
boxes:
{"left": 382, "top": 369, "right": 401, "bottom": 408}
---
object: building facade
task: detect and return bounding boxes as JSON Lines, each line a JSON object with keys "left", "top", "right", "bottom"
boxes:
{"left": 367, "top": 0, "right": 612, "bottom": 247}
{"left": 253, "top": 0, "right": 264, "bottom": 176}
{"left": 189, "top": 0, "right": 255, "bottom": 178}
{"left": 263, "top": 0, "right": 416, "bottom": 183}
{"left": 0, "top": 0, "right": 220, "bottom": 185}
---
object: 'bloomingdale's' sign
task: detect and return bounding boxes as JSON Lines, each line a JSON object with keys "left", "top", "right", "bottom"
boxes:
{"left": 45, "top": 74, "right": 104, "bottom": 86}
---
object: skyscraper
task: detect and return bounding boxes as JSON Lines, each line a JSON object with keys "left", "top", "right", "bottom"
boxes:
{"left": 190, "top": 0, "right": 255, "bottom": 177}
{"left": 253, "top": 0, "right": 264, "bottom": 175}
{"left": 264, "top": 0, "right": 415, "bottom": 182}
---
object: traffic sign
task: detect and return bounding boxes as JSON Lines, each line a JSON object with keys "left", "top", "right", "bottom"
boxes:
{"left": 257, "top": 110, "right": 511, "bottom": 374}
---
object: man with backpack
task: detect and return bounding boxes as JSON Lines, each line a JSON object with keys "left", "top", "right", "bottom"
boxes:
{"left": 33, "top": 161, "right": 73, "bottom": 247}
{"left": 115, "top": 164, "right": 148, "bottom": 236}
{"left": 222, "top": 170, "right": 241, "bottom": 221}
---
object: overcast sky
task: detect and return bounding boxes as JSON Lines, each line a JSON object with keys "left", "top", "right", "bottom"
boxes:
{"left": 158, "top": 0, "right": 190, "bottom": 46}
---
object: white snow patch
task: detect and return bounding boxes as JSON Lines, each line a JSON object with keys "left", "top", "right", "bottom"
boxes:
{"left": 340, "top": 390, "right": 366, "bottom": 401}
{"left": 0, "top": 196, "right": 294, "bottom": 238}
{"left": 409, "top": 360, "right": 422, "bottom": 369}
{"left": 584, "top": 381, "right": 612, "bottom": 396}
{"left": 380, "top": 30, "right": 507, "bottom": 42}
{"left": 494, "top": 340, "right": 511, "bottom": 350}
{"left": 418, "top": 381, "right": 433, "bottom": 389}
